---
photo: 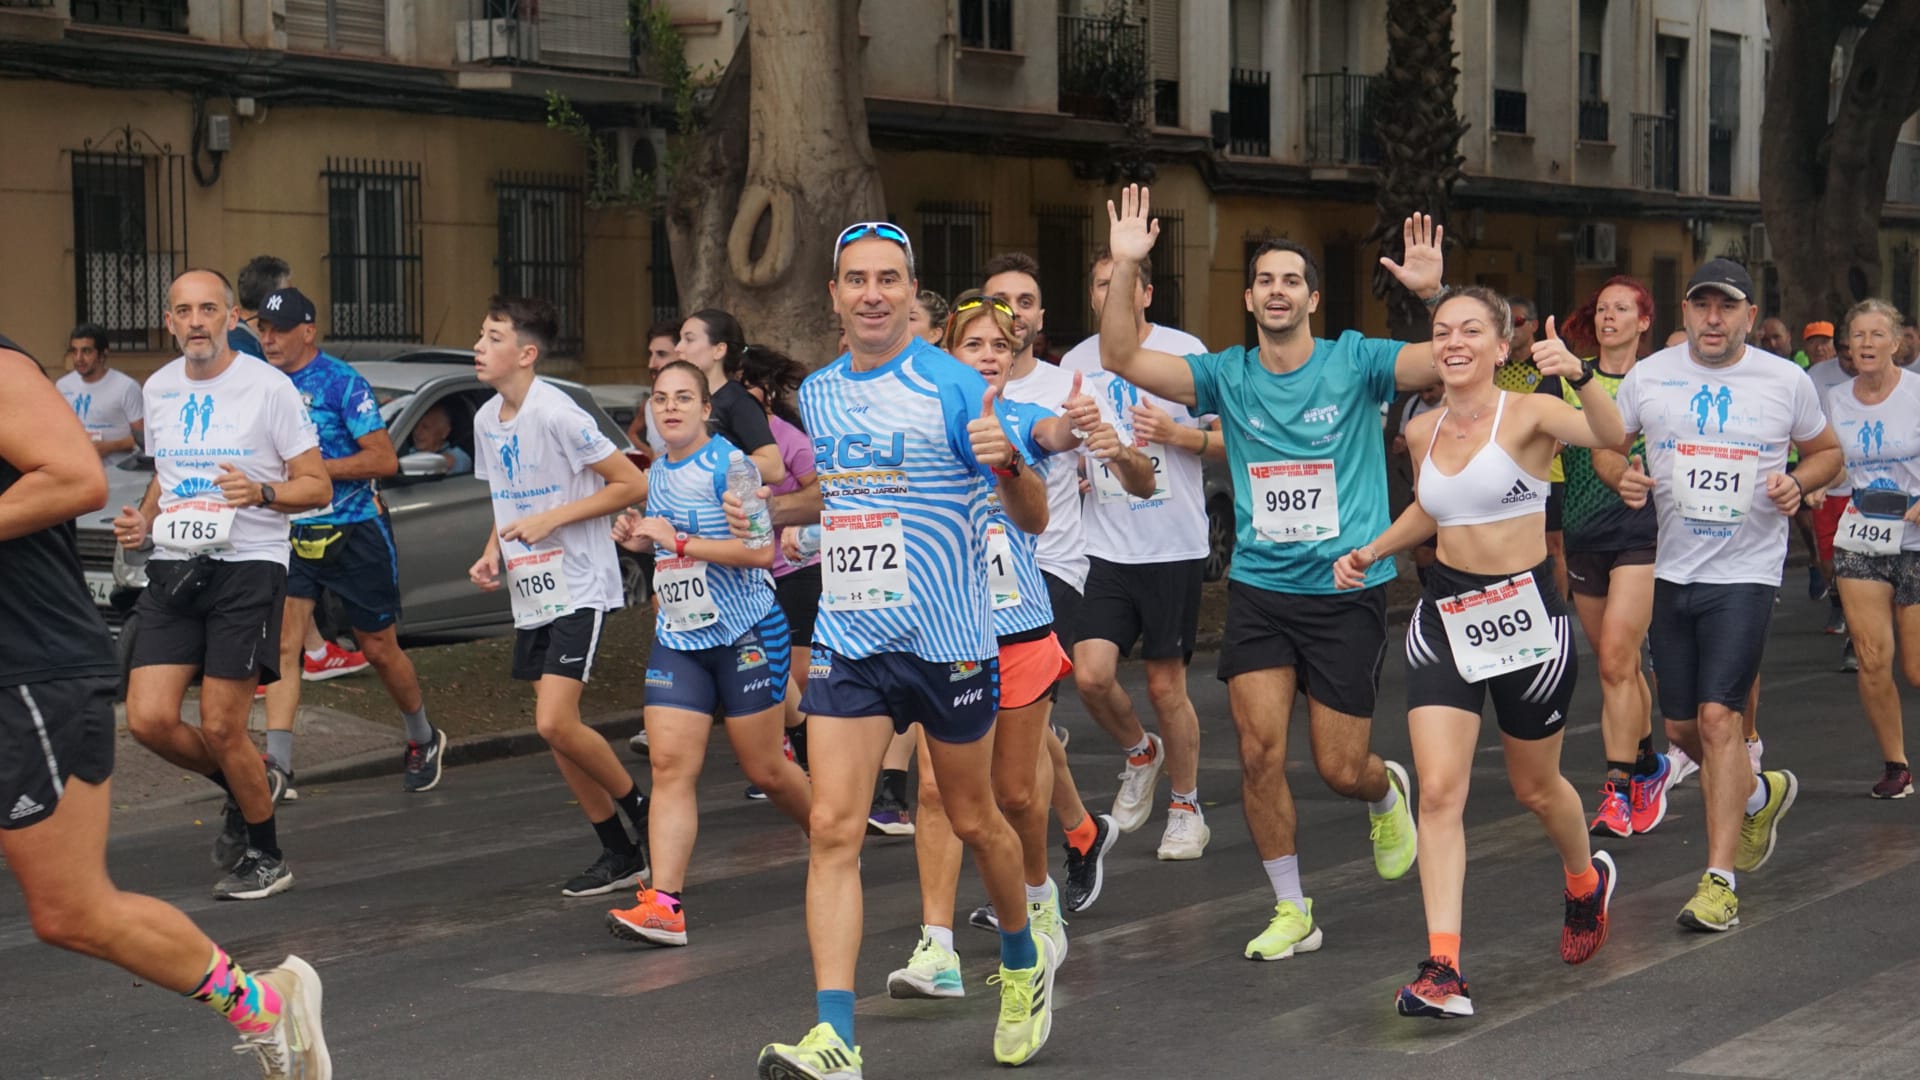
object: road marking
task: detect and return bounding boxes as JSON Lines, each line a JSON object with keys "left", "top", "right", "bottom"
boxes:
{"left": 1673, "top": 960, "right": 1920, "bottom": 1078}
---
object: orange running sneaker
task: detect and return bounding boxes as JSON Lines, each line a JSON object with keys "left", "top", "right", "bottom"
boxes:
{"left": 607, "top": 888, "right": 688, "bottom": 947}
{"left": 1560, "top": 851, "right": 1615, "bottom": 965}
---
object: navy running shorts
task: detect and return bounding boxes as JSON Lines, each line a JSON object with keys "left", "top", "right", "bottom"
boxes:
{"left": 645, "top": 607, "right": 792, "bottom": 719}
{"left": 800, "top": 646, "right": 1000, "bottom": 744}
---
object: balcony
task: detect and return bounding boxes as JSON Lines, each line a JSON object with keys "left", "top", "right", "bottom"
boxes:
{"left": 1633, "top": 113, "right": 1679, "bottom": 192}
{"left": 1708, "top": 124, "right": 1734, "bottom": 196}
{"left": 1492, "top": 88, "right": 1527, "bottom": 134}
{"left": 1303, "top": 71, "right": 1380, "bottom": 166}
{"left": 1228, "top": 68, "right": 1271, "bottom": 156}
{"left": 1578, "top": 100, "right": 1609, "bottom": 142}
{"left": 70, "top": 0, "right": 185, "bottom": 31}
{"left": 1057, "top": 12, "right": 1147, "bottom": 123}
{"left": 457, "top": 0, "right": 637, "bottom": 74}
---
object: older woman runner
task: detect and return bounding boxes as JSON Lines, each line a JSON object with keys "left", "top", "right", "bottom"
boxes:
{"left": 1335, "top": 288, "right": 1624, "bottom": 1019}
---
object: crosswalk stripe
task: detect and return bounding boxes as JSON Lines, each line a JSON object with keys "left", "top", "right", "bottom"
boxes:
{"left": 1673, "top": 960, "right": 1920, "bottom": 1079}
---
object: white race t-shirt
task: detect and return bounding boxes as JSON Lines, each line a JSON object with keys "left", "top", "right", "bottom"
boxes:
{"left": 1060, "top": 326, "right": 1213, "bottom": 564}
{"left": 1807, "top": 358, "right": 1854, "bottom": 496}
{"left": 1001, "top": 357, "right": 1089, "bottom": 591}
{"left": 144, "top": 354, "right": 318, "bottom": 566}
{"left": 473, "top": 378, "right": 626, "bottom": 622}
{"left": 58, "top": 368, "right": 144, "bottom": 465}
{"left": 1828, "top": 371, "right": 1920, "bottom": 551}
{"left": 1616, "top": 344, "right": 1828, "bottom": 586}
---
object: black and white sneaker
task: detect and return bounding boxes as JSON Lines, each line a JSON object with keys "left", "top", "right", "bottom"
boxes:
{"left": 1062, "top": 813, "right": 1119, "bottom": 913}
{"left": 266, "top": 760, "right": 292, "bottom": 807}
{"left": 404, "top": 728, "right": 449, "bottom": 793}
{"left": 628, "top": 730, "right": 649, "bottom": 756}
{"left": 212, "top": 798, "right": 248, "bottom": 871}
{"left": 214, "top": 849, "right": 295, "bottom": 901}
{"left": 561, "top": 847, "right": 648, "bottom": 897}
{"left": 969, "top": 903, "right": 1000, "bottom": 931}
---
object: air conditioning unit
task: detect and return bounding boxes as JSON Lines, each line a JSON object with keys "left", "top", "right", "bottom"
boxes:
{"left": 456, "top": 18, "right": 535, "bottom": 63}
{"left": 1576, "top": 222, "right": 1618, "bottom": 266}
{"left": 1749, "top": 222, "right": 1774, "bottom": 263}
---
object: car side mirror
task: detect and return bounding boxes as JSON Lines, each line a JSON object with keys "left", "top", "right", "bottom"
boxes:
{"left": 397, "top": 451, "right": 452, "bottom": 478}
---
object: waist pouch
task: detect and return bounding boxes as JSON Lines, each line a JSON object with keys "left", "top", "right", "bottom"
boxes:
{"left": 291, "top": 524, "right": 348, "bottom": 565}
{"left": 148, "top": 556, "right": 215, "bottom": 611}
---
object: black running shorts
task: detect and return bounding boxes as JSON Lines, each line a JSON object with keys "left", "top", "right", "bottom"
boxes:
{"left": 1216, "top": 580, "right": 1388, "bottom": 718}
{"left": 1404, "top": 559, "right": 1578, "bottom": 741}
{"left": 1076, "top": 556, "right": 1202, "bottom": 661}
{"left": 0, "top": 677, "right": 116, "bottom": 831}
{"left": 131, "top": 559, "right": 288, "bottom": 684}
{"left": 512, "top": 608, "right": 608, "bottom": 684}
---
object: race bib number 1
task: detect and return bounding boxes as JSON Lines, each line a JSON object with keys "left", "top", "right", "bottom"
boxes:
{"left": 821, "top": 510, "right": 911, "bottom": 610}
{"left": 986, "top": 523, "right": 1021, "bottom": 610}
{"left": 1248, "top": 460, "right": 1340, "bottom": 543}
{"left": 653, "top": 556, "right": 721, "bottom": 633}
{"left": 506, "top": 546, "right": 574, "bottom": 629}
{"left": 1834, "top": 502, "right": 1905, "bottom": 556}
{"left": 153, "top": 498, "right": 237, "bottom": 555}
{"left": 1673, "top": 441, "right": 1758, "bottom": 523}
{"left": 1436, "top": 571, "right": 1560, "bottom": 683}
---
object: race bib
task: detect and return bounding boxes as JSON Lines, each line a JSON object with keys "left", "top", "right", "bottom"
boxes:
{"left": 653, "top": 555, "right": 721, "bottom": 633}
{"left": 153, "top": 498, "right": 237, "bottom": 555}
{"left": 986, "top": 523, "right": 1021, "bottom": 610}
{"left": 1248, "top": 460, "right": 1340, "bottom": 543}
{"left": 1091, "top": 442, "right": 1170, "bottom": 505}
{"left": 821, "top": 510, "right": 911, "bottom": 610}
{"left": 505, "top": 546, "right": 574, "bottom": 629}
{"left": 1834, "top": 502, "right": 1905, "bottom": 556}
{"left": 1673, "top": 441, "right": 1758, "bottom": 523}
{"left": 1436, "top": 571, "right": 1560, "bottom": 683}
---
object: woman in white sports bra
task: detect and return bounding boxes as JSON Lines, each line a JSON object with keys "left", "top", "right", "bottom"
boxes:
{"left": 1332, "top": 286, "right": 1626, "bottom": 1021}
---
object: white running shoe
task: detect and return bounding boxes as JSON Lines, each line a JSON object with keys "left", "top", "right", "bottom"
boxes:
{"left": 1666, "top": 746, "right": 1700, "bottom": 789}
{"left": 1155, "top": 803, "right": 1210, "bottom": 860}
{"left": 1110, "top": 733, "right": 1165, "bottom": 834}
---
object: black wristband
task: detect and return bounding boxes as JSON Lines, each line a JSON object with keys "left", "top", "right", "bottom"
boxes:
{"left": 1567, "top": 361, "right": 1597, "bottom": 390}
{"left": 259, "top": 483, "right": 276, "bottom": 508}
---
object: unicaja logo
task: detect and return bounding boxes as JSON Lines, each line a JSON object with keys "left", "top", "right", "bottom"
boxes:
{"left": 172, "top": 476, "right": 220, "bottom": 498}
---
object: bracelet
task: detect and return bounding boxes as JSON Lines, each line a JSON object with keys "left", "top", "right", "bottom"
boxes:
{"left": 1789, "top": 475, "right": 1806, "bottom": 498}
{"left": 1423, "top": 285, "right": 1452, "bottom": 309}
{"left": 992, "top": 458, "right": 1021, "bottom": 478}
{"left": 1199, "top": 430, "right": 1210, "bottom": 454}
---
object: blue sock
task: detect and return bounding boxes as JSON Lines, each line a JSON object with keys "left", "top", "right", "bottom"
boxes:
{"left": 815, "top": 989, "right": 856, "bottom": 1047}
{"left": 999, "top": 925, "right": 1038, "bottom": 970}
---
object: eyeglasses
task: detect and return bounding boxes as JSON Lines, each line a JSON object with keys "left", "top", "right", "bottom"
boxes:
{"left": 834, "top": 221, "right": 916, "bottom": 276}
{"left": 952, "top": 295, "right": 1015, "bottom": 318}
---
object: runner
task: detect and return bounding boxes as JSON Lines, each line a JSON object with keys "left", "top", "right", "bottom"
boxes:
{"left": 676, "top": 309, "right": 786, "bottom": 485}
{"left": 1095, "top": 185, "right": 1422, "bottom": 962}
{"left": 1614, "top": 258, "right": 1844, "bottom": 932}
{"left": 1804, "top": 326, "right": 1858, "bottom": 644}
{"left": 627, "top": 318, "right": 681, "bottom": 458}
{"left": 56, "top": 323, "right": 145, "bottom": 465}
{"left": 466, "top": 295, "right": 655, "bottom": 898}
{"left": 228, "top": 254, "right": 289, "bottom": 358}
{"left": 3, "top": 331, "right": 331, "bottom": 1078}
{"left": 1503, "top": 297, "right": 1571, "bottom": 602}
{"left": 1819, "top": 299, "right": 1917, "bottom": 798}
{"left": 751, "top": 222, "right": 1061, "bottom": 1076}
{"left": 1536, "top": 277, "right": 1670, "bottom": 838}
{"left": 1051, "top": 244, "right": 1219, "bottom": 862}
{"left": 910, "top": 289, "right": 951, "bottom": 346}
{"left": 605, "top": 360, "right": 812, "bottom": 946}
{"left": 116, "top": 269, "right": 330, "bottom": 901}
{"left": 1333, "top": 286, "right": 1622, "bottom": 1019}
{"left": 254, "top": 287, "right": 446, "bottom": 793}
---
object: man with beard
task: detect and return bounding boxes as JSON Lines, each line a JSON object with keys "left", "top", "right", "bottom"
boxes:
{"left": 56, "top": 323, "right": 145, "bottom": 465}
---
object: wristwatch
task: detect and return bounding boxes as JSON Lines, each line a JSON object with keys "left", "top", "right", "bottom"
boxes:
{"left": 991, "top": 458, "right": 1022, "bottom": 478}
{"left": 674, "top": 531, "right": 690, "bottom": 558}
{"left": 1566, "top": 360, "right": 1597, "bottom": 390}
{"left": 259, "top": 483, "right": 276, "bottom": 508}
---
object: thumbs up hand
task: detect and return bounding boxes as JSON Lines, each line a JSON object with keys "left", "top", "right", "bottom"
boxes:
{"left": 1617, "top": 452, "right": 1654, "bottom": 509}
{"left": 1530, "top": 315, "right": 1586, "bottom": 381}
{"left": 1063, "top": 371, "right": 1102, "bottom": 437}
{"left": 968, "top": 385, "right": 1014, "bottom": 469}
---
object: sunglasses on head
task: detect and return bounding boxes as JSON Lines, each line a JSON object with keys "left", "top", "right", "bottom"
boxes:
{"left": 834, "top": 221, "right": 916, "bottom": 275}
{"left": 953, "top": 295, "right": 1014, "bottom": 318}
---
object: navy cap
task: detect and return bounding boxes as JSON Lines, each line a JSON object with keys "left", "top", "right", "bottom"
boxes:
{"left": 257, "top": 287, "right": 317, "bottom": 330}
{"left": 1685, "top": 258, "right": 1754, "bottom": 303}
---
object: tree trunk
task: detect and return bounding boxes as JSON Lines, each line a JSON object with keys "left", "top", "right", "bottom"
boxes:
{"left": 666, "top": 0, "right": 885, "bottom": 366}
{"left": 1365, "top": 0, "right": 1467, "bottom": 342}
{"left": 1760, "top": 0, "right": 1920, "bottom": 335}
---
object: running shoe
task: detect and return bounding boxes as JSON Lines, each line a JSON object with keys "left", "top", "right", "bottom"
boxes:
{"left": 1873, "top": 762, "right": 1914, "bottom": 799}
{"left": 1667, "top": 745, "right": 1700, "bottom": 788}
{"left": 213, "top": 797, "right": 248, "bottom": 871}
{"left": 744, "top": 784, "right": 769, "bottom": 801}
{"left": 1560, "top": 850, "right": 1615, "bottom": 964}
{"left": 629, "top": 730, "right": 649, "bottom": 756}
{"left": 887, "top": 929, "right": 964, "bottom": 999}
{"left": 1677, "top": 871, "right": 1739, "bottom": 932}
{"left": 1396, "top": 957, "right": 1473, "bottom": 1019}
{"left": 1629, "top": 754, "right": 1673, "bottom": 834}
{"left": 302, "top": 641, "right": 370, "bottom": 681}
{"left": 1588, "top": 782, "right": 1632, "bottom": 838}
{"left": 969, "top": 903, "right": 1000, "bottom": 932}
{"left": 215, "top": 849, "right": 294, "bottom": 901}
{"left": 866, "top": 793, "right": 915, "bottom": 836}
{"left": 757, "top": 1023, "right": 862, "bottom": 1080}
{"left": 1156, "top": 803, "right": 1210, "bottom": 860}
{"left": 1843, "top": 641, "right": 1859, "bottom": 673}
{"left": 1052, "top": 723, "right": 1070, "bottom": 749}
{"left": 989, "top": 932, "right": 1057, "bottom": 1066}
{"left": 1824, "top": 609, "right": 1848, "bottom": 635}
{"left": 1369, "top": 761, "right": 1417, "bottom": 879}
{"left": 1808, "top": 563, "right": 1828, "bottom": 601}
{"left": 1029, "top": 882, "right": 1068, "bottom": 965}
{"left": 1061, "top": 813, "right": 1117, "bottom": 913}
{"left": 402, "top": 728, "right": 447, "bottom": 793}
{"left": 238, "top": 955, "right": 330, "bottom": 1080}
{"left": 607, "top": 887, "right": 687, "bottom": 946}
{"left": 1735, "top": 769, "right": 1798, "bottom": 873}
{"left": 1747, "top": 737, "right": 1765, "bottom": 775}
{"left": 1244, "top": 898, "right": 1322, "bottom": 961}
{"left": 1110, "top": 732, "right": 1165, "bottom": 834}
{"left": 561, "top": 847, "right": 647, "bottom": 897}
{"left": 266, "top": 760, "right": 293, "bottom": 808}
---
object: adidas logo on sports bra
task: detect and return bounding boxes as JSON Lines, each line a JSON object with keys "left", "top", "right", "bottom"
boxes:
{"left": 1500, "top": 480, "right": 1538, "bottom": 505}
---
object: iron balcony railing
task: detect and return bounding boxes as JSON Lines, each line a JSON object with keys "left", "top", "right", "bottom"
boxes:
{"left": 1057, "top": 13, "right": 1148, "bottom": 123}
{"left": 1633, "top": 113, "right": 1680, "bottom": 192}
{"left": 456, "top": 0, "right": 639, "bottom": 75}
{"left": 1303, "top": 72, "right": 1380, "bottom": 165}
{"left": 1493, "top": 88, "right": 1528, "bottom": 134}
{"left": 1229, "top": 68, "right": 1271, "bottom": 156}
{"left": 1578, "top": 99, "right": 1610, "bottom": 142}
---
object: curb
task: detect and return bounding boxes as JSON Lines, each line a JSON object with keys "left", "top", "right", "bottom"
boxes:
{"left": 296, "top": 708, "right": 647, "bottom": 789}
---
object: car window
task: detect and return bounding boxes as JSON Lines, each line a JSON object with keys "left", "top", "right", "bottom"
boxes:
{"left": 393, "top": 388, "right": 492, "bottom": 478}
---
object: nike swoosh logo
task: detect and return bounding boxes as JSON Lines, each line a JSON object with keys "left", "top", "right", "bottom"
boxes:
{"left": 558, "top": 655, "right": 585, "bottom": 664}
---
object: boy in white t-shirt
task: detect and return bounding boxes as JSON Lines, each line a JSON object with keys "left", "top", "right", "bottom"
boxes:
{"left": 467, "top": 295, "right": 656, "bottom": 898}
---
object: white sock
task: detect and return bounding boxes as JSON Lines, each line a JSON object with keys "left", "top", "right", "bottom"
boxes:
{"left": 1124, "top": 735, "right": 1152, "bottom": 759}
{"left": 1263, "top": 854, "right": 1304, "bottom": 905}
{"left": 1744, "top": 773, "right": 1769, "bottom": 815}
{"left": 1025, "top": 881, "right": 1051, "bottom": 905}
{"left": 925, "top": 924, "right": 955, "bottom": 953}
{"left": 305, "top": 645, "right": 328, "bottom": 662}
{"left": 1367, "top": 784, "right": 1399, "bottom": 816}
{"left": 1171, "top": 788, "right": 1200, "bottom": 815}
{"left": 1708, "top": 867, "right": 1737, "bottom": 891}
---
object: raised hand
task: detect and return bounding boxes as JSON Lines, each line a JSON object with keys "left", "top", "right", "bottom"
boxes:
{"left": 1379, "top": 212, "right": 1444, "bottom": 299}
{"left": 1618, "top": 454, "right": 1653, "bottom": 509}
{"left": 1084, "top": 423, "right": 1124, "bottom": 461}
{"left": 968, "top": 386, "right": 1014, "bottom": 468}
{"left": 1105, "top": 183, "right": 1161, "bottom": 265}
{"left": 1128, "top": 400, "right": 1178, "bottom": 445}
{"left": 1530, "top": 316, "right": 1585, "bottom": 381}
{"left": 1062, "top": 371, "right": 1102, "bottom": 435}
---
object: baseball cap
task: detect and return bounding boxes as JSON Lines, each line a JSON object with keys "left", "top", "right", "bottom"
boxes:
{"left": 1685, "top": 258, "right": 1754, "bottom": 302}
{"left": 1802, "top": 321, "right": 1835, "bottom": 340}
{"left": 257, "top": 287, "right": 317, "bottom": 330}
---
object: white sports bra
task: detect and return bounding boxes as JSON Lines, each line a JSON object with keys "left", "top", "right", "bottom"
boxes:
{"left": 1417, "top": 392, "right": 1549, "bottom": 527}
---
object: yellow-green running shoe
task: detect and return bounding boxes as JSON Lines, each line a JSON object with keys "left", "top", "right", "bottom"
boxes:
{"left": 989, "top": 931, "right": 1057, "bottom": 1066}
{"left": 887, "top": 929, "right": 964, "bottom": 999}
{"left": 1676, "top": 872, "right": 1739, "bottom": 932}
{"left": 1370, "top": 761, "right": 1418, "bottom": 880}
{"left": 1029, "top": 882, "right": 1068, "bottom": 966}
{"left": 757, "top": 1023, "right": 862, "bottom": 1080}
{"left": 1736, "top": 769, "right": 1798, "bottom": 873}
{"left": 1245, "top": 898, "right": 1324, "bottom": 961}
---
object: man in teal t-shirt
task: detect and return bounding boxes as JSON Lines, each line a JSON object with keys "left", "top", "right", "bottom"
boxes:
{"left": 1095, "top": 184, "right": 1442, "bottom": 963}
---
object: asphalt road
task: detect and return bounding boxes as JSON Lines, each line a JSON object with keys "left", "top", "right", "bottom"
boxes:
{"left": 4, "top": 590, "right": 1916, "bottom": 1080}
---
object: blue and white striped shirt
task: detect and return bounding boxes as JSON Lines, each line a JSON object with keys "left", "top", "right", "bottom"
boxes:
{"left": 644, "top": 436, "right": 776, "bottom": 651}
{"left": 985, "top": 403, "right": 1058, "bottom": 638}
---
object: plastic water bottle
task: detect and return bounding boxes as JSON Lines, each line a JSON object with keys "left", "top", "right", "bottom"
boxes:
{"left": 793, "top": 525, "right": 822, "bottom": 561}
{"left": 727, "top": 451, "right": 773, "bottom": 548}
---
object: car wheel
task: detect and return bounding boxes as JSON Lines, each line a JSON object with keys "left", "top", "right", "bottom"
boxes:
{"left": 1204, "top": 495, "right": 1234, "bottom": 583}
{"left": 114, "top": 609, "right": 141, "bottom": 702}
{"left": 619, "top": 551, "right": 653, "bottom": 609}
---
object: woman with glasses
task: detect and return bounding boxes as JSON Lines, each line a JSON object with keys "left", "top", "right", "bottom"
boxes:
{"left": 677, "top": 308, "right": 786, "bottom": 485}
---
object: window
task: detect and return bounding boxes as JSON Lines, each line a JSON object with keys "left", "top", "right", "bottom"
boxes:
{"left": 1708, "top": 32, "right": 1741, "bottom": 195}
{"left": 71, "top": 130, "right": 187, "bottom": 353}
{"left": 496, "top": 173, "right": 585, "bottom": 356}
{"left": 1492, "top": 0, "right": 1528, "bottom": 133}
{"left": 1034, "top": 205, "right": 1093, "bottom": 345}
{"left": 918, "top": 201, "right": 991, "bottom": 307}
{"left": 324, "top": 158, "right": 422, "bottom": 341}
{"left": 959, "top": 0, "right": 1013, "bottom": 51}
{"left": 650, "top": 210, "right": 679, "bottom": 324}
{"left": 1577, "top": 0, "right": 1605, "bottom": 101}
{"left": 284, "top": 0, "right": 388, "bottom": 55}
{"left": 1144, "top": 210, "right": 1185, "bottom": 331}
{"left": 70, "top": 0, "right": 185, "bottom": 31}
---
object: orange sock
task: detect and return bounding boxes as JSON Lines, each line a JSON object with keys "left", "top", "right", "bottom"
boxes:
{"left": 1065, "top": 814, "right": 1099, "bottom": 855}
{"left": 1428, "top": 932, "right": 1461, "bottom": 969}
{"left": 1566, "top": 862, "right": 1600, "bottom": 897}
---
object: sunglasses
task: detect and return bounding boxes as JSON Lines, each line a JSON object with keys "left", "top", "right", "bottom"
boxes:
{"left": 953, "top": 295, "right": 1015, "bottom": 318}
{"left": 834, "top": 221, "right": 916, "bottom": 275}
